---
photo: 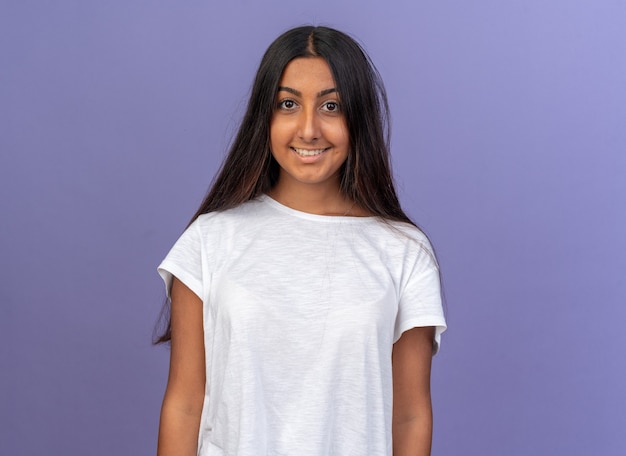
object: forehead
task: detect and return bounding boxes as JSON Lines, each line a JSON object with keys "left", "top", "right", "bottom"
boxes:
{"left": 279, "top": 57, "right": 336, "bottom": 89}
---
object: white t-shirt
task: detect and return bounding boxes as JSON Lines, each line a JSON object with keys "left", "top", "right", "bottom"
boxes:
{"left": 158, "top": 195, "right": 446, "bottom": 456}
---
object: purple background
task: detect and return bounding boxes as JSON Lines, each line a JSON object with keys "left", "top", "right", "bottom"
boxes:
{"left": 2, "top": 1, "right": 625, "bottom": 455}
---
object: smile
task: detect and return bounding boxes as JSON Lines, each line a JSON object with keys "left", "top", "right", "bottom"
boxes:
{"left": 291, "top": 147, "right": 328, "bottom": 157}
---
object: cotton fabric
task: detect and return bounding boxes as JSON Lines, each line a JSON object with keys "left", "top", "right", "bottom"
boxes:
{"left": 158, "top": 195, "right": 446, "bottom": 455}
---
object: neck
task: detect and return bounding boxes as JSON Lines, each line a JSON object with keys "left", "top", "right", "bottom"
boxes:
{"left": 269, "top": 180, "right": 354, "bottom": 216}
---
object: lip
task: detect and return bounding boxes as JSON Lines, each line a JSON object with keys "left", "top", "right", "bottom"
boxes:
{"left": 290, "top": 146, "right": 330, "bottom": 163}
{"left": 291, "top": 147, "right": 329, "bottom": 157}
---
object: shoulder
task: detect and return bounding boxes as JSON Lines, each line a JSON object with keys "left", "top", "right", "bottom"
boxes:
{"left": 192, "top": 198, "right": 267, "bottom": 229}
{"left": 367, "top": 220, "right": 439, "bottom": 271}
{"left": 190, "top": 198, "right": 278, "bottom": 246}
{"left": 365, "top": 219, "right": 434, "bottom": 252}
{"left": 388, "top": 221, "right": 432, "bottom": 244}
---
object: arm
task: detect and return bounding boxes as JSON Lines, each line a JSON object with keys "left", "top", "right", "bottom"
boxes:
{"left": 157, "top": 277, "right": 206, "bottom": 456}
{"left": 392, "top": 326, "right": 436, "bottom": 456}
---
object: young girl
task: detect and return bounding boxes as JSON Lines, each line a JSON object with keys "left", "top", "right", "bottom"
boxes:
{"left": 156, "top": 26, "right": 446, "bottom": 456}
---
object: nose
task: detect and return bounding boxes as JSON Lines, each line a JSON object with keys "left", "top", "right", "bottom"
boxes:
{"left": 298, "top": 107, "right": 320, "bottom": 143}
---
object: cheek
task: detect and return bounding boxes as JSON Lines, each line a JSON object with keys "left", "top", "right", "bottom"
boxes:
{"left": 269, "top": 119, "right": 288, "bottom": 150}
{"left": 331, "top": 120, "right": 350, "bottom": 148}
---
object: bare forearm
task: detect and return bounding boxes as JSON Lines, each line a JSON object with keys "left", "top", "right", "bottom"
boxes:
{"left": 159, "top": 278, "right": 206, "bottom": 455}
{"left": 157, "top": 396, "right": 202, "bottom": 456}
{"left": 392, "top": 327, "right": 436, "bottom": 456}
{"left": 393, "top": 411, "right": 433, "bottom": 456}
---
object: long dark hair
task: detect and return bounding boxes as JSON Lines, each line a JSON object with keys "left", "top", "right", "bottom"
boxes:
{"left": 154, "top": 26, "right": 417, "bottom": 344}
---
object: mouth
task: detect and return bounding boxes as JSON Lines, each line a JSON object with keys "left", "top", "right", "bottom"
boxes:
{"left": 291, "top": 147, "right": 328, "bottom": 157}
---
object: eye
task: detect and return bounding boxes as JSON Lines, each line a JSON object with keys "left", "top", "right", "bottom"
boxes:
{"left": 321, "top": 101, "right": 340, "bottom": 113}
{"left": 278, "top": 99, "right": 297, "bottom": 110}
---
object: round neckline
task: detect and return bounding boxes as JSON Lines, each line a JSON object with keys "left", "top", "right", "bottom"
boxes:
{"left": 259, "top": 194, "right": 377, "bottom": 223}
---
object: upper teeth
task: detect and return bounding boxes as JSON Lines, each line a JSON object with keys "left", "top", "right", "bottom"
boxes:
{"left": 293, "top": 148, "right": 326, "bottom": 157}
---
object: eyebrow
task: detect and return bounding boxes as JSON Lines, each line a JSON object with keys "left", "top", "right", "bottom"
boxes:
{"left": 277, "top": 86, "right": 338, "bottom": 97}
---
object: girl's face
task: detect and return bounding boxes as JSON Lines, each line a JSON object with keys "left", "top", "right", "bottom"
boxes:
{"left": 269, "top": 57, "right": 350, "bottom": 194}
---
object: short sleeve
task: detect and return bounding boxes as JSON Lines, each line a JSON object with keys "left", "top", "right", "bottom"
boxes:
{"left": 394, "top": 240, "right": 447, "bottom": 354}
{"left": 157, "top": 220, "right": 204, "bottom": 300}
